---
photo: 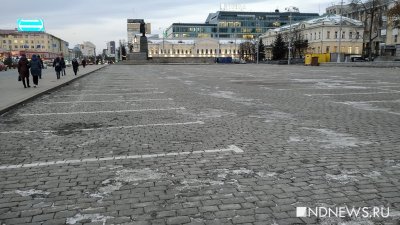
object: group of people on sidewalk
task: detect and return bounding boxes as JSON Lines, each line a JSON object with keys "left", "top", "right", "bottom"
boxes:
{"left": 17, "top": 54, "right": 81, "bottom": 88}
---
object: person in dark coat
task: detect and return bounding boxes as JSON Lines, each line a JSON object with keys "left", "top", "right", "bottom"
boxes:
{"left": 30, "top": 55, "right": 42, "bottom": 88}
{"left": 37, "top": 55, "right": 44, "bottom": 79}
{"left": 17, "top": 54, "right": 30, "bottom": 88}
{"left": 60, "top": 57, "right": 66, "bottom": 76}
{"left": 72, "top": 58, "right": 79, "bottom": 75}
{"left": 81, "top": 59, "right": 87, "bottom": 68}
{"left": 53, "top": 57, "right": 62, "bottom": 79}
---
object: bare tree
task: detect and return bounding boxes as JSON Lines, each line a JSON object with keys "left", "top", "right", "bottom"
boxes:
{"left": 388, "top": 0, "right": 400, "bottom": 28}
{"left": 349, "top": 0, "right": 387, "bottom": 61}
{"left": 239, "top": 41, "right": 256, "bottom": 62}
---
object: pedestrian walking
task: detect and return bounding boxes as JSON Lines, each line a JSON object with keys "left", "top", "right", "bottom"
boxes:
{"left": 53, "top": 57, "right": 62, "bottom": 79}
{"left": 82, "top": 59, "right": 87, "bottom": 68}
{"left": 17, "top": 54, "right": 30, "bottom": 88}
{"left": 72, "top": 58, "right": 79, "bottom": 75}
{"left": 37, "top": 55, "right": 44, "bottom": 79}
{"left": 30, "top": 55, "right": 42, "bottom": 88}
{"left": 60, "top": 57, "right": 66, "bottom": 76}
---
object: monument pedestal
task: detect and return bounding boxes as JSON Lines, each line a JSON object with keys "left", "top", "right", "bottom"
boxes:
{"left": 127, "top": 52, "right": 147, "bottom": 60}
{"left": 140, "top": 36, "right": 148, "bottom": 54}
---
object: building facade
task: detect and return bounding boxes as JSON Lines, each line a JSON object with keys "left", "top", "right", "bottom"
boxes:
{"left": 261, "top": 15, "right": 364, "bottom": 59}
{"left": 147, "top": 38, "right": 245, "bottom": 59}
{"left": 106, "top": 41, "right": 116, "bottom": 57}
{"left": 166, "top": 10, "right": 319, "bottom": 39}
{"left": 0, "top": 29, "right": 69, "bottom": 60}
{"left": 79, "top": 41, "right": 96, "bottom": 57}
{"left": 326, "top": 0, "right": 398, "bottom": 57}
{"left": 127, "top": 19, "right": 151, "bottom": 44}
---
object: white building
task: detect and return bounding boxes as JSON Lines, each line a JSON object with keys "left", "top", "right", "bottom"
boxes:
{"left": 147, "top": 38, "right": 246, "bottom": 59}
{"left": 261, "top": 15, "right": 365, "bottom": 58}
{"left": 79, "top": 41, "right": 96, "bottom": 57}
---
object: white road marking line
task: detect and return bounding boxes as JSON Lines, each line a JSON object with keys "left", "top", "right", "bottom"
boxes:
{"left": 20, "top": 107, "right": 185, "bottom": 116}
{"left": 335, "top": 100, "right": 400, "bottom": 103}
{"left": 41, "top": 98, "right": 174, "bottom": 104}
{"left": 0, "top": 121, "right": 204, "bottom": 134}
{"left": 56, "top": 92, "right": 165, "bottom": 96}
{"left": 80, "top": 88, "right": 159, "bottom": 91}
{"left": 305, "top": 91, "right": 400, "bottom": 96}
{"left": 0, "top": 145, "right": 244, "bottom": 170}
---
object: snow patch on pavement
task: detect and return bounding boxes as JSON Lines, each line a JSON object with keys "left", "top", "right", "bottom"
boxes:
{"left": 176, "top": 179, "right": 224, "bottom": 191}
{"left": 340, "top": 101, "right": 390, "bottom": 111}
{"left": 208, "top": 91, "right": 255, "bottom": 105}
{"left": 326, "top": 170, "right": 359, "bottom": 184}
{"left": 115, "top": 168, "right": 165, "bottom": 183}
{"left": 14, "top": 189, "right": 50, "bottom": 197}
{"left": 66, "top": 213, "right": 113, "bottom": 225}
{"left": 257, "top": 172, "right": 278, "bottom": 178}
{"left": 303, "top": 128, "right": 372, "bottom": 148}
{"left": 249, "top": 110, "right": 293, "bottom": 123}
{"left": 214, "top": 168, "right": 254, "bottom": 179}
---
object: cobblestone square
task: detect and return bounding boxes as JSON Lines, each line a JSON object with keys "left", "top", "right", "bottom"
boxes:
{"left": 0, "top": 64, "right": 400, "bottom": 224}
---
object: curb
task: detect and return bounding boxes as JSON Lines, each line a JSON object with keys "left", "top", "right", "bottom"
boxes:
{"left": 0, "top": 66, "right": 107, "bottom": 116}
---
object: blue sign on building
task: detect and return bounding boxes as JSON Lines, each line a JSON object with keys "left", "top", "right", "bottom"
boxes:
{"left": 17, "top": 19, "right": 45, "bottom": 32}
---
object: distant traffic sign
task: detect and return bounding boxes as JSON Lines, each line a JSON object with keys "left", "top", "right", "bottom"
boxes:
{"left": 17, "top": 19, "right": 45, "bottom": 32}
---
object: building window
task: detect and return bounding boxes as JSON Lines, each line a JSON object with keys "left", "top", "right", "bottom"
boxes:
{"left": 333, "top": 46, "right": 337, "bottom": 52}
{"left": 342, "top": 31, "right": 345, "bottom": 39}
{"left": 355, "top": 47, "right": 359, "bottom": 54}
{"left": 349, "top": 32, "right": 353, "bottom": 39}
{"left": 319, "top": 32, "right": 321, "bottom": 39}
{"left": 335, "top": 31, "right": 338, "bottom": 39}
{"left": 210, "top": 49, "right": 213, "bottom": 54}
{"left": 348, "top": 47, "right": 352, "bottom": 54}
{"left": 310, "top": 33, "right": 312, "bottom": 40}
{"left": 205, "top": 49, "right": 208, "bottom": 54}
{"left": 327, "top": 31, "right": 330, "bottom": 39}
{"left": 326, "top": 46, "right": 330, "bottom": 53}
{"left": 395, "top": 35, "right": 398, "bottom": 43}
{"left": 197, "top": 49, "right": 199, "bottom": 54}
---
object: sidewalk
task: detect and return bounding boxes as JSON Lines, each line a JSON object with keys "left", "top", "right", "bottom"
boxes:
{"left": 0, "top": 65, "right": 106, "bottom": 115}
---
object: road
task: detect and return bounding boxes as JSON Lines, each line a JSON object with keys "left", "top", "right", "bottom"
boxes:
{"left": 0, "top": 64, "right": 399, "bottom": 225}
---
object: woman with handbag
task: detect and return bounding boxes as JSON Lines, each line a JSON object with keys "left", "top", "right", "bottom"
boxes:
{"left": 17, "top": 54, "right": 30, "bottom": 88}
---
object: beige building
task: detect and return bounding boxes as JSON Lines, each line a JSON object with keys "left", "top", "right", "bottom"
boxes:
{"left": 261, "top": 15, "right": 365, "bottom": 59}
{"left": 127, "top": 19, "right": 151, "bottom": 44}
{"left": 0, "top": 29, "right": 69, "bottom": 60}
{"left": 79, "top": 41, "right": 96, "bottom": 57}
{"left": 147, "top": 38, "right": 245, "bottom": 58}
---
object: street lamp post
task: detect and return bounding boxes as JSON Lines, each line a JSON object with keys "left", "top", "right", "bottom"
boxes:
{"left": 337, "top": 0, "right": 344, "bottom": 63}
{"left": 285, "top": 6, "right": 299, "bottom": 65}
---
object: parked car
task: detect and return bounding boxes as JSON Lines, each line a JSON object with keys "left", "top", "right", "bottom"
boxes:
{"left": 352, "top": 57, "right": 366, "bottom": 62}
{"left": 0, "top": 62, "right": 8, "bottom": 71}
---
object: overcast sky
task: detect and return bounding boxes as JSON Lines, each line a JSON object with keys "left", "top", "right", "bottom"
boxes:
{"left": 2, "top": 0, "right": 335, "bottom": 51}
